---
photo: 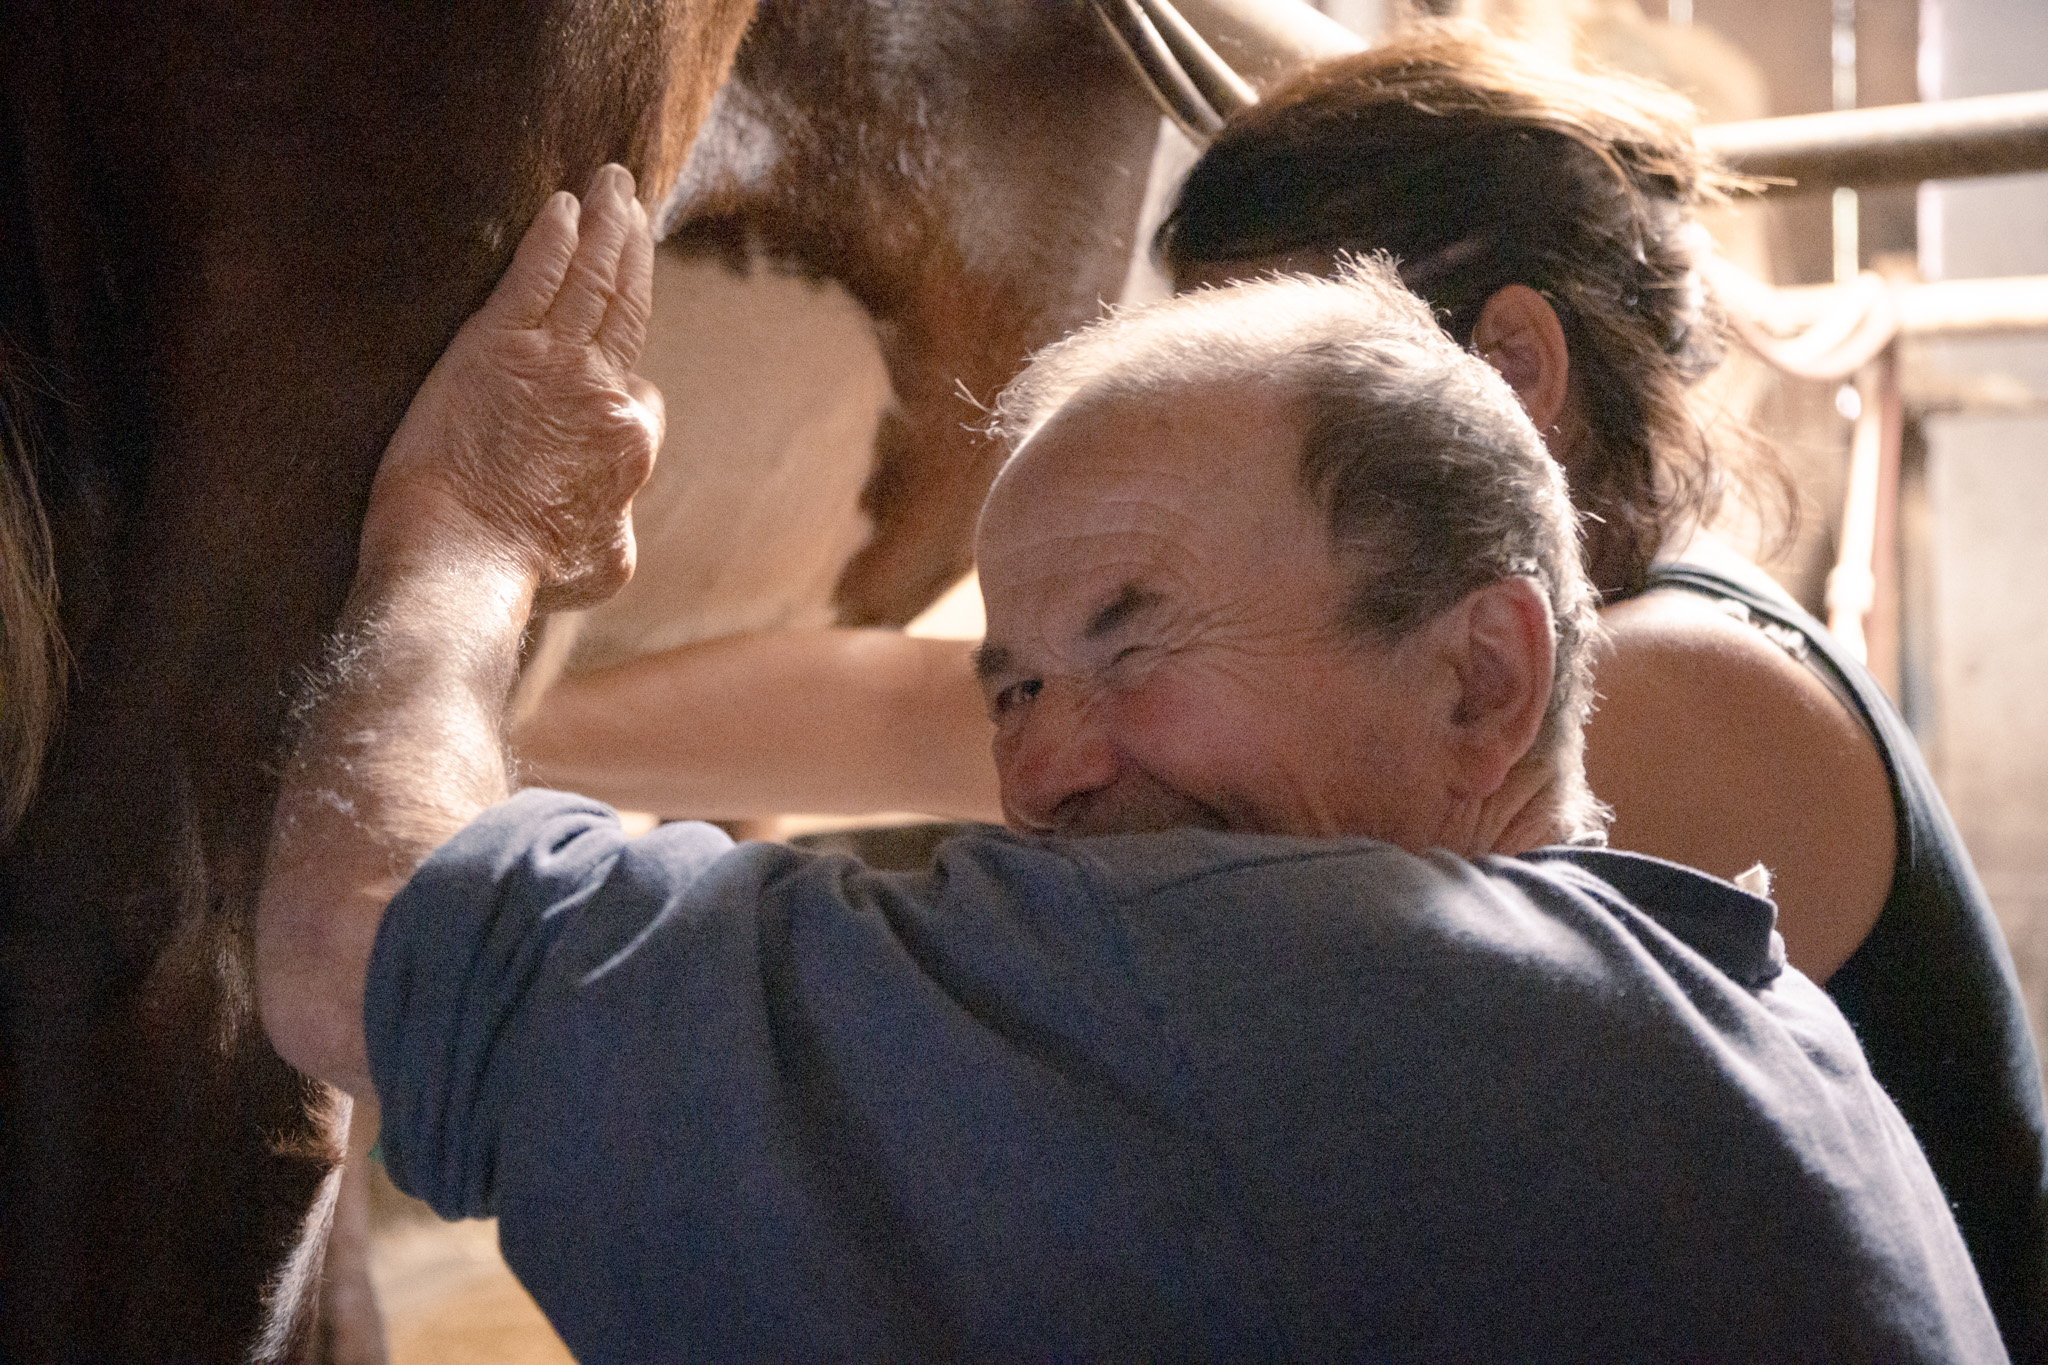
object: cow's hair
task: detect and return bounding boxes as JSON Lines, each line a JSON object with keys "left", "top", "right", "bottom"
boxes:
{"left": 1156, "top": 21, "right": 1790, "bottom": 602}
{"left": 0, "top": 367, "right": 64, "bottom": 838}
{"left": 991, "top": 257, "right": 1607, "bottom": 842}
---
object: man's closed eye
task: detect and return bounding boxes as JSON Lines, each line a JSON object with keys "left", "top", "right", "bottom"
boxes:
{"left": 994, "top": 678, "right": 1043, "bottom": 716}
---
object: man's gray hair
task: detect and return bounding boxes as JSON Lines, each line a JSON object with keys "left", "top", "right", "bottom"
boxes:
{"left": 991, "top": 257, "right": 1607, "bottom": 841}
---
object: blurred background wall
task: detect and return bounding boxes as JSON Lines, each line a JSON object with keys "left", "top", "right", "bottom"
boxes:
{"left": 1914, "top": 0, "right": 2048, "bottom": 1040}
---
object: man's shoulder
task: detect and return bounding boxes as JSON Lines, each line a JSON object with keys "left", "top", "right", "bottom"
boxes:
{"left": 1040, "top": 829, "right": 1784, "bottom": 989}
{"left": 420, "top": 797, "right": 1781, "bottom": 994}
{"left": 1510, "top": 844, "right": 1787, "bottom": 987}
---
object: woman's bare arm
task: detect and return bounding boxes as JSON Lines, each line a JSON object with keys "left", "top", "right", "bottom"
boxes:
{"left": 512, "top": 627, "right": 1001, "bottom": 822}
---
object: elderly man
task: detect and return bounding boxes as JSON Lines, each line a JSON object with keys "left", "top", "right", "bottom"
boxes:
{"left": 257, "top": 169, "right": 2002, "bottom": 1360}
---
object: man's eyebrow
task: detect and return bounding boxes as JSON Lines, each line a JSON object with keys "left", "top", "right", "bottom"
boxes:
{"left": 1085, "top": 584, "right": 1162, "bottom": 640}
{"left": 971, "top": 642, "right": 1012, "bottom": 683}
{"left": 972, "top": 585, "right": 1158, "bottom": 684}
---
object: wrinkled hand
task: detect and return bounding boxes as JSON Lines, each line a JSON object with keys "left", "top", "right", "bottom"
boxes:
{"left": 360, "top": 163, "right": 664, "bottom": 613}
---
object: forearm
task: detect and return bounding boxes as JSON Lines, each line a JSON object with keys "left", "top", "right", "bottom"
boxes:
{"left": 258, "top": 557, "right": 535, "bottom": 1098}
{"left": 255, "top": 162, "right": 658, "bottom": 1098}
{"left": 512, "top": 629, "right": 1001, "bottom": 821}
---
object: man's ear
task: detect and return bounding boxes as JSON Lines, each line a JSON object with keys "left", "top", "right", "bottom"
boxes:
{"left": 1437, "top": 577, "right": 1555, "bottom": 799}
{"left": 1471, "top": 285, "right": 1571, "bottom": 433}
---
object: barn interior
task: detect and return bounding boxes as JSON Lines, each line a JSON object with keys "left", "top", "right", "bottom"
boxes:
{"left": 2, "top": 0, "right": 2043, "bottom": 1357}
{"left": 313, "top": 0, "right": 2048, "bottom": 1358}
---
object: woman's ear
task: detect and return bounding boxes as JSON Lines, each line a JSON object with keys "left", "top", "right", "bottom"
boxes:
{"left": 1471, "top": 284, "right": 1571, "bottom": 433}
{"left": 1438, "top": 576, "right": 1555, "bottom": 800}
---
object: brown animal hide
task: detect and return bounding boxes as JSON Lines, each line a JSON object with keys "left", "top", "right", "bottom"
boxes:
{"left": 0, "top": 1, "right": 751, "bottom": 1358}
{"left": 600, "top": 0, "right": 1165, "bottom": 658}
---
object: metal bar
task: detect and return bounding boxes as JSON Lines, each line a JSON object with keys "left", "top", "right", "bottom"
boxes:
{"left": 1758, "top": 274, "right": 2048, "bottom": 338}
{"left": 1102, "top": 4, "right": 2045, "bottom": 195}
{"left": 1866, "top": 352, "right": 1905, "bottom": 699}
{"left": 1827, "top": 353, "right": 1901, "bottom": 672}
{"left": 1140, "top": 0, "right": 1258, "bottom": 124}
{"left": 1088, "top": 0, "right": 1225, "bottom": 141}
{"left": 1167, "top": 0, "right": 1367, "bottom": 90}
{"left": 1701, "top": 89, "right": 2048, "bottom": 193}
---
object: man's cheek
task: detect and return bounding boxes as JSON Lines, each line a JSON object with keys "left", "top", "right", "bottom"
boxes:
{"left": 1118, "top": 671, "right": 1247, "bottom": 773}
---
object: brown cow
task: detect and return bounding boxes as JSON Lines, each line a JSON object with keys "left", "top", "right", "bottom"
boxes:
{"left": 0, "top": 3, "right": 751, "bottom": 1357}
{"left": 555, "top": 0, "right": 1164, "bottom": 682}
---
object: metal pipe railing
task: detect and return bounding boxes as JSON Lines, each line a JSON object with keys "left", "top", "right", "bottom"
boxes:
{"left": 1166, "top": 0, "right": 1365, "bottom": 87}
{"left": 1773, "top": 274, "right": 2048, "bottom": 337}
{"left": 1110, "top": 1, "right": 2048, "bottom": 195}
{"left": 1092, "top": 0, "right": 1231, "bottom": 139}
{"left": 1699, "top": 90, "right": 2048, "bottom": 193}
{"left": 1708, "top": 260, "right": 2048, "bottom": 381}
{"left": 1097, "top": 0, "right": 2048, "bottom": 357}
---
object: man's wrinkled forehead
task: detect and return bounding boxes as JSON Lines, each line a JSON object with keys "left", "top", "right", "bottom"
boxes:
{"left": 974, "top": 379, "right": 1328, "bottom": 654}
{"left": 973, "top": 429, "right": 1198, "bottom": 628}
{"left": 978, "top": 390, "right": 1163, "bottom": 566}
{"left": 978, "top": 379, "right": 1301, "bottom": 544}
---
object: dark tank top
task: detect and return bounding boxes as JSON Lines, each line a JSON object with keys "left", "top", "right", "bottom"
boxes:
{"left": 1645, "top": 562, "right": 2048, "bottom": 1361}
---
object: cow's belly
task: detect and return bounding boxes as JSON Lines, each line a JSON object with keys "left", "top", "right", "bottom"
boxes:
{"left": 541, "top": 245, "right": 890, "bottom": 684}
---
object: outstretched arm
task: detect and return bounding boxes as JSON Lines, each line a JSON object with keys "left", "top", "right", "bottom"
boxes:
{"left": 512, "top": 626, "right": 1001, "bottom": 822}
{"left": 256, "top": 165, "right": 663, "bottom": 1101}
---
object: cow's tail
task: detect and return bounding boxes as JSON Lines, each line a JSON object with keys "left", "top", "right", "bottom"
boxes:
{"left": 0, "top": 366, "right": 65, "bottom": 836}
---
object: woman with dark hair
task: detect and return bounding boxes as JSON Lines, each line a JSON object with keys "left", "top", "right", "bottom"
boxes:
{"left": 1157, "top": 23, "right": 2046, "bottom": 1355}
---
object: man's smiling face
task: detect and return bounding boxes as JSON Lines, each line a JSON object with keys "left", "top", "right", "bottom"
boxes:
{"left": 973, "top": 380, "right": 1449, "bottom": 845}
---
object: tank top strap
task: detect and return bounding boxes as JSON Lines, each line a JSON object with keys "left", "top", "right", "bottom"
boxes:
{"left": 1640, "top": 563, "right": 1872, "bottom": 742}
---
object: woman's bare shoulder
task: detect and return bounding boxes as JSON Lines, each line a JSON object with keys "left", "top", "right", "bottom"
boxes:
{"left": 1597, "top": 589, "right": 1880, "bottom": 747}
{"left": 1585, "top": 587, "right": 1896, "bottom": 981}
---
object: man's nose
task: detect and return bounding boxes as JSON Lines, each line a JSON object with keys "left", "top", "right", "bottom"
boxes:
{"left": 997, "top": 681, "right": 1118, "bottom": 833}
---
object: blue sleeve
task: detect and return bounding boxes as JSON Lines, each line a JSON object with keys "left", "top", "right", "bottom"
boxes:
{"left": 363, "top": 788, "right": 733, "bottom": 1219}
